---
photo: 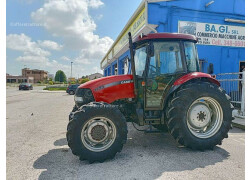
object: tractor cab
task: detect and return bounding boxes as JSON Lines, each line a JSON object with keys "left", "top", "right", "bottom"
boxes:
{"left": 131, "top": 33, "right": 199, "bottom": 108}
{"left": 128, "top": 33, "right": 201, "bottom": 125}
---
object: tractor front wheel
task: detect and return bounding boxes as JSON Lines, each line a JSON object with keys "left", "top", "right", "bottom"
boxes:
{"left": 167, "top": 81, "right": 232, "bottom": 150}
{"left": 66, "top": 103, "right": 128, "bottom": 163}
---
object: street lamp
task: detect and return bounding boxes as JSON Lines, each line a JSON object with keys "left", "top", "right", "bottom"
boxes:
{"left": 71, "top": 62, "right": 73, "bottom": 78}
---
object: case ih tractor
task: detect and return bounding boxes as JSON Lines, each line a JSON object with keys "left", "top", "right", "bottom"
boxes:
{"left": 67, "top": 32, "right": 233, "bottom": 163}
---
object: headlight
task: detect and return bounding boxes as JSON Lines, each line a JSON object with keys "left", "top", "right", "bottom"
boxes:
{"left": 74, "top": 88, "right": 94, "bottom": 108}
{"left": 74, "top": 96, "right": 83, "bottom": 102}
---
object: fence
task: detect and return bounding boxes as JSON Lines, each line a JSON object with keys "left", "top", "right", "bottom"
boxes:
{"left": 216, "top": 70, "right": 245, "bottom": 117}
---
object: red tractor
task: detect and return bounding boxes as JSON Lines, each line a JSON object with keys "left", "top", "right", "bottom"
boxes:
{"left": 67, "top": 32, "right": 233, "bottom": 163}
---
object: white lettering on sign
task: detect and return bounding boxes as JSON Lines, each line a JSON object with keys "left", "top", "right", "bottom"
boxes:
{"left": 178, "top": 21, "right": 245, "bottom": 47}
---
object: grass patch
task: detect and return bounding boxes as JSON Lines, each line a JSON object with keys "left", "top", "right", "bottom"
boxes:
{"left": 43, "top": 87, "right": 67, "bottom": 91}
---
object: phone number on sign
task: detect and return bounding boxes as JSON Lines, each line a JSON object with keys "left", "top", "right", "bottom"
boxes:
{"left": 211, "top": 39, "right": 245, "bottom": 47}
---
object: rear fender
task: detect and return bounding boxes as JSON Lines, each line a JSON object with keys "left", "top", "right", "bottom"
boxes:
{"left": 173, "top": 72, "right": 220, "bottom": 86}
{"left": 163, "top": 72, "right": 220, "bottom": 109}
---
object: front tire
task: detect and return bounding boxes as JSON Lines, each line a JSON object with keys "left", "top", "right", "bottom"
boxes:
{"left": 69, "top": 105, "right": 79, "bottom": 121}
{"left": 67, "top": 103, "right": 128, "bottom": 163}
{"left": 167, "top": 82, "right": 232, "bottom": 150}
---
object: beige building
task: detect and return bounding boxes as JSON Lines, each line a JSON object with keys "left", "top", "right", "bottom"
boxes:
{"left": 6, "top": 74, "right": 34, "bottom": 83}
{"left": 87, "top": 73, "right": 103, "bottom": 80}
{"left": 22, "top": 68, "right": 48, "bottom": 83}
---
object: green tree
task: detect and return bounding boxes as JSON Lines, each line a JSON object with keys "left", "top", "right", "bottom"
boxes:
{"left": 80, "top": 78, "right": 89, "bottom": 84}
{"left": 55, "top": 70, "right": 67, "bottom": 83}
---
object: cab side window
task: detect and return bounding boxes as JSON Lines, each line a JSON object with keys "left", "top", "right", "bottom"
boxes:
{"left": 148, "top": 42, "right": 183, "bottom": 78}
{"left": 184, "top": 42, "right": 199, "bottom": 72}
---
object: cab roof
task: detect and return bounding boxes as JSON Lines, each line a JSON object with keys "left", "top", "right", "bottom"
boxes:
{"left": 135, "top": 33, "right": 197, "bottom": 43}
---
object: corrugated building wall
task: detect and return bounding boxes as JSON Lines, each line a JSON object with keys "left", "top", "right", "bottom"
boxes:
{"left": 102, "top": 0, "right": 245, "bottom": 76}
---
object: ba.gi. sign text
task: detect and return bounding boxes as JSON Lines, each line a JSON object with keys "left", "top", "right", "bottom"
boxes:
{"left": 178, "top": 21, "right": 245, "bottom": 47}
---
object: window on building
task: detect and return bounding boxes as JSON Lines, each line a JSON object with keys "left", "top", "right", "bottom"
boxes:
{"left": 114, "top": 63, "right": 118, "bottom": 75}
{"left": 107, "top": 67, "right": 111, "bottom": 76}
{"left": 112, "top": 62, "right": 118, "bottom": 75}
{"left": 124, "top": 58, "right": 129, "bottom": 74}
{"left": 120, "top": 57, "right": 129, "bottom": 75}
{"left": 104, "top": 69, "right": 108, "bottom": 76}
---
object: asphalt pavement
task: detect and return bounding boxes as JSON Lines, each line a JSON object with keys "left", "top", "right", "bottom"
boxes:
{"left": 6, "top": 87, "right": 245, "bottom": 180}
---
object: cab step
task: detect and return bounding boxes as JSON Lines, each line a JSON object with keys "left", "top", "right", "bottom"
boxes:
{"left": 144, "top": 118, "right": 161, "bottom": 125}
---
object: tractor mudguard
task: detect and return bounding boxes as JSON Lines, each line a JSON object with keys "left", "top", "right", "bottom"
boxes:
{"left": 78, "top": 75, "right": 135, "bottom": 104}
{"left": 162, "top": 72, "right": 220, "bottom": 109}
{"left": 173, "top": 72, "right": 220, "bottom": 86}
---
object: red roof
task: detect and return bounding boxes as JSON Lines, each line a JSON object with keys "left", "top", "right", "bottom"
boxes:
{"left": 136, "top": 33, "right": 197, "bottom": 42}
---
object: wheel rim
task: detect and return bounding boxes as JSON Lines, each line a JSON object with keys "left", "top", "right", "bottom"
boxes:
{"left": 187, "top": 97, "right": 223, "bottom": 139}
{"left": 81, "top": 117, "right": 116, "bottom": 152}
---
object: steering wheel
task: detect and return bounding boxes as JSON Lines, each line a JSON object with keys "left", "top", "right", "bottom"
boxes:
{"left": 149, "top": 65, "right": 157, "bottom": 78}
{"left": 147, "top": 79, "right": 158, "bottom": 92}
{"left": 147, "top": 65, "right": 158, "bottom": 92}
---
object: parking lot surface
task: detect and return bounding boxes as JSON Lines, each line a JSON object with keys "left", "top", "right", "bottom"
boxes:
{"left": 6, "top": 87, "right": 245, "bottom": 180}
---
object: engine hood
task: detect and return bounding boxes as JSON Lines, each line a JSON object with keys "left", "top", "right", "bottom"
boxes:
{"left": 79, "top": 75, "right": 135, "bottom": 103}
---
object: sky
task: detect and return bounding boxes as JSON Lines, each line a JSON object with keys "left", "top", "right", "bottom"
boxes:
{"left": 6, "top": 0, "right": 142, "bottom": 78}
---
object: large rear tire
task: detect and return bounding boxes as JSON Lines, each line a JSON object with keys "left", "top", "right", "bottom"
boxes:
{"left": 67, "top": 103, "right": 128, "bottom": 163}
{"left": 167, "top": 82, "right": 232, "bottom": 150}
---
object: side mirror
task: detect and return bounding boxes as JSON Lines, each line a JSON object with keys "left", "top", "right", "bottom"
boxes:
{"left": 147, "top": 43, "right": 154, "bottom": 57}
{"left": 207, "top": 63, "right": 214, "bottom": 74}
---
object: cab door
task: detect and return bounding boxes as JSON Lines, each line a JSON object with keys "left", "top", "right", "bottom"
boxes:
{"left": 145, "top": 41, "right": 184, "bottom": 109}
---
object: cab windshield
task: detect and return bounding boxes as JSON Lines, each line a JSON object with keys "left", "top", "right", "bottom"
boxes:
{"left": 148, "top": 41, "right": 183, "bottom": 77}
{"left": 134, "top": 41, "right": 184, "bottom": 77}
{"left": 134, "top": 41, "right": 199, "bottom": 76}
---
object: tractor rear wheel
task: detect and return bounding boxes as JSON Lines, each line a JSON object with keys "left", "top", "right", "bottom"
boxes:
{"left": 66, "top": 102, "right": 127, "bottom": 163}
{"left": 167, "top": 81, "right": 232, "bottom": 150}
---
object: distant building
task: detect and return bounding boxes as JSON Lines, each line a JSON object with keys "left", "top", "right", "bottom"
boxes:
{"left": 6, "top": 73, "right": 34, "bottom": 83}
{"left": 22, "top": 68, "right": 48, "bottom": 83}
{"left": 87, "top": 73, "right": 103, "bottom": 80}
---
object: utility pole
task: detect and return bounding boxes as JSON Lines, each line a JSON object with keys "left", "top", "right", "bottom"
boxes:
{"left": 71, "top": 62, "right": 73, "bottom": 78}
